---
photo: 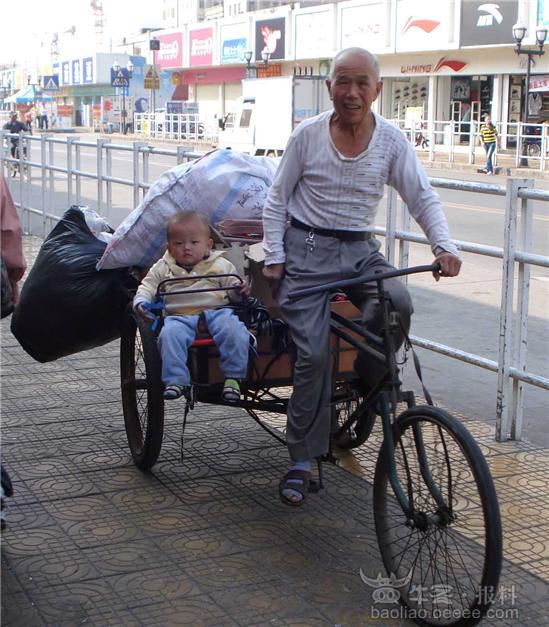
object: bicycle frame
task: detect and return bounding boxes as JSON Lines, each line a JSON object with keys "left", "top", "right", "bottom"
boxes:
{"left": 289, "top": 263, "right": 448, "bottom": 520}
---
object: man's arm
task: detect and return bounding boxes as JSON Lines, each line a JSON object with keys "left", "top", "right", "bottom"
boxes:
{"left": 388, "top": 139, "right": 461, "bottom": 279}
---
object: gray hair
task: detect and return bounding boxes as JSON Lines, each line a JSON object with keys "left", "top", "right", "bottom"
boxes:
{"left": 330, "top": 47, "right": 380, "bottom": 80}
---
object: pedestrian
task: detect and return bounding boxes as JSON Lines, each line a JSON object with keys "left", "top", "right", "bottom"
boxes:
{"left": 24, "top": 109, "right": 33, "bottom": 134}
{"left": 1, "top": 173, "right": 27, "bottom": 528}
{"left": 262, "top": 46, "right": 462, "bottom": 506}
{"left": 133, "top": 210, "right": 250, "bottom": 403}
{"left": 479, "top": 113, "right": 497, "bottom": 175}
{"left": 39, "top": 103, "right": 48, "bottom": 130}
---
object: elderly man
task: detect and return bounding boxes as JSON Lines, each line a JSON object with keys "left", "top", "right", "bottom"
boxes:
{"left": 262, "top": 47, "right": 462, "bottom": 505}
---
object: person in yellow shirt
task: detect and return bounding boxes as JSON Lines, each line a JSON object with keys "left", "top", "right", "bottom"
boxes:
{"left": 479, "top": 114, "right": 498, "bottom": 175}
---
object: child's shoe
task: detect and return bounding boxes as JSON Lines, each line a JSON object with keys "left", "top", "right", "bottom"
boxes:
{"left": 222, "top": 379, "right": 240, "bottom": 403}
{"left": 163, "top": 384, "right": 191, "bottom": 401}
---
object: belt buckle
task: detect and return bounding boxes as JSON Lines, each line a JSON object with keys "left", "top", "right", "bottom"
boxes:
{"left": 305, "top": 229, "right": 315, "bottom": 251}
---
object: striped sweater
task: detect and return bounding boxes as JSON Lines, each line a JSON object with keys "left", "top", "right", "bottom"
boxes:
{"left": 480, "top": 124, "right": 497, "bottom": 144}
{"left": 263, "top": 110, "right": 459, "bottom": 265}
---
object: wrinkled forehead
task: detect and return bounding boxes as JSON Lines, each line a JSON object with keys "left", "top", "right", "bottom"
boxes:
{"left": 332, "top": 53, "right": 379, "bottom": 81}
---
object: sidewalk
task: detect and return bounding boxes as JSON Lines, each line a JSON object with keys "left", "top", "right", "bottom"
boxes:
{"left": 1, "top": 237, "right": 548, "bottom": 626}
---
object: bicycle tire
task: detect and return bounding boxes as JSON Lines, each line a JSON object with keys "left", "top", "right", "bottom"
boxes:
{"left": 527, "top": 143, "right": 541, "bottom": 158}
{"left": 373, "top": 405, "right": 502, "bottom": 626}
{"left": 331, "top": 382, "right": 376, "bottom": 449}
{"left": 120, "top": 309, "right": 164, "bottom": 470}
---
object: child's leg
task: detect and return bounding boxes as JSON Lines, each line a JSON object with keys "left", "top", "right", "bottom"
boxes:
{"left": 203, "top": 309, "right": 249, "bottom": 379}
{"left": 157, "top": 315, "right": 198, "bottom": 386}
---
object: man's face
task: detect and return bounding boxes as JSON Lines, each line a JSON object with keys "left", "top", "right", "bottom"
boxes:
{"left": 167, "top": 217, "right": 213, "bottom": 267}
{"left": 326, "top": 53, "right": 382, "bottom": 125}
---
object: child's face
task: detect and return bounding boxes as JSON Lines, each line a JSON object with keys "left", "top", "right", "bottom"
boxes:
{"left": 167, "top": 217, "right": 213, "bottom": 267}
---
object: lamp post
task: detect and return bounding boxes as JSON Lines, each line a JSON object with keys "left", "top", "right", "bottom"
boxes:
{"left": 512, "top": 23, "right": 547, "bottom": 164}
{"left": 244, "top": 50, "right": 271, "bottom": 79}
{"left": 112, "top": 60, "right": 134, "bottom": 135}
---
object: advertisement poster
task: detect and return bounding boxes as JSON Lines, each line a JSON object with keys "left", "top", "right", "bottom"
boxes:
{"left": 255, "top": 17, "right": 285, "bottom": 61}
{"left": 189, "top": 27, "right": 214, "bottom": 66}
{"left": 460, "top": 0, "right": 518, "bottom": 46}
{"left": 154, "top": 32, "right": 184, "bottom": 70}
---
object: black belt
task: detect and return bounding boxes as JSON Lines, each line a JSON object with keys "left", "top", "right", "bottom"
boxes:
{"left": 290, "top": 217, "right": 370, "bottom": 242}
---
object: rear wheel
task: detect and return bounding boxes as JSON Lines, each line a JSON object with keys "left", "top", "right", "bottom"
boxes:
{"left": 120, "top": 310, "right": 164, "bottom": 470}
{"left": 373, "top": 406, "right": 502, "bottom": 626}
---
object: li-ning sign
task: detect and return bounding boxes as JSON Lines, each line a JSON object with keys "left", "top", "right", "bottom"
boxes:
{"left": 401, "top": 58, "right": 468, "bottom": 74}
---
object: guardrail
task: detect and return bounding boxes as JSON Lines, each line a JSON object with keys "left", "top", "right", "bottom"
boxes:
{"left": 1, "top": 131, "right": 547, "bottom": 443}
{"left": 390, "top": 119, "right": 548, "bottom": 171}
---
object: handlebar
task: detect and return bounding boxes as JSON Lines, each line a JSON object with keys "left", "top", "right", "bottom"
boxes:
{"left": 157, "top": 273, "right": 243, "bottom": 298}
{"left": 288, "top": 263, "right": 440, "bottom": 300}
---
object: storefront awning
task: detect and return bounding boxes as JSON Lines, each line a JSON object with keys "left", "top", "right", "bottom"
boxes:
{"left": 4, "top": 84, "right": 53, "bottom": 103}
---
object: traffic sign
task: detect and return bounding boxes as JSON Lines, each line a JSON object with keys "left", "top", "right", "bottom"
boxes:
{"left": 42, "top": 75, "right": 59, "bottom": 91}
{"left": 111, "top": 68, "right": 130, "bottom": 87}
{"left": 144, "top": 65, "right": 160, "bottom": 90}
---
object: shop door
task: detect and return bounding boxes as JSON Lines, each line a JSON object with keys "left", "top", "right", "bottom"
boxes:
{"left": 195, "top": 84, "right": 220, "bottom": 130}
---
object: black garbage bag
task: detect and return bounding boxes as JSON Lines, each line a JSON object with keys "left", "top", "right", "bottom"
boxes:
{"left": 11, "top": 206, "right": 138, "bottom": 362}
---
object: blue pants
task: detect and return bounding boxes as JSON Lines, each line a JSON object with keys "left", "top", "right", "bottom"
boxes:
{"left": 158, "top": 308, "right": 249, "bottom": 387}
{"left": 484, "top": 142, "right": 496, "bottom": 173}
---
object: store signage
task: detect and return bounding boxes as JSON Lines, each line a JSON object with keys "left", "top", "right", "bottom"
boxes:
{"left": 61, "top": 61, "right": 70, "bottom": 85}
{"left": 154, "top": 32, "right": 183, "bottom": 69}
{"left": 340, "top": 1, "right": 387, "bottom": 52}
{"left": 401, "top": 57, "right": 468, "bottom": 74}
{"left": 255, "top": 17, "right": 285, "bottom": 61}
{"left": 72, "top": 59, "right": 81, "bottom": 85}
{"left": 396, "top": 0, "right": 452, "bottom": 52}
{"left": 82, "top": 58, "right": 93, "bottom": 84}
{"left": 190, "top": 27, "right": 214, "bottom": 66}
{"left": 221, "top": 37, "right": 247, "bottom": 64}
{"left": 294, "top": 9, "right": 333, "bottom": 58}
{"left": 530, "top": 74, "right": 549, "bottom": 91}
{"left": 460, "top": 0, "right": 518, "bottom": 46}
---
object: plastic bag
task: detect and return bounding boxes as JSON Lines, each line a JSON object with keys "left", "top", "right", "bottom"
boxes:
{"left": 96, "top": 149, "right": 280, "bottom": 270}
{"left": 11, "top": 206, "right": 138, "bottom": 362}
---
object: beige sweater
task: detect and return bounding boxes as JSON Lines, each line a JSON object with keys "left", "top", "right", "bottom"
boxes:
{"left": 133, "top": 250, "right": 241, "bottom": 316}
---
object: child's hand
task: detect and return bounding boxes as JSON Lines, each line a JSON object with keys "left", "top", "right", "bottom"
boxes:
{"left": 136, "top": 303, "right": 154, "bottom": 322}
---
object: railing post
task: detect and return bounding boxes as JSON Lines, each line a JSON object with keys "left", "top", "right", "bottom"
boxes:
{"left": 75, "top": 138, "right": 82, "bottom": 205}
{"left": 428, "top": 121, "right": 435, "bottom": 163}
{"left": 106, "top": 141, "right": 113, "bottom": 216}
{"left": 40, "top": 133, "right": 47, "bottom": 237}
{"left": 47, "top": 136, "right": 55, "bottom": 238}
{"left": 511, "top": 178, "right": 534, "bottom": 440}
{"left": 468, "top": 120, "right": 476, "bottom": 165}
{"left": 495, "top": 178, "right": 526, "bottom": 441}
{"left": 177, "top": 146, "right": 188, "bottom": 165}
{"left": 96, "top": 138, "right": 106, "bottom": 217}
{"left": 132, "top": 142, "right": 142, "bottom": 208}
{"left": 66, "top": 136, "right": 77, "bottom": 208}
{"left": 385, "top": 187, "right": 398, "bottom": 266}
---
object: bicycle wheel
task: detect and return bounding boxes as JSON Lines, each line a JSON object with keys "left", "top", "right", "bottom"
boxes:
{"left": 527, "top": 143, "right": 541, "bottom": 158}
{"left": 331, "top": 382, "right": 375, "bottom": 449}
{"left": 373, "top": 406, "right": 502, "bottom": 626}
{"left": 120, "top": 309, "right": 164, "bottom": 470}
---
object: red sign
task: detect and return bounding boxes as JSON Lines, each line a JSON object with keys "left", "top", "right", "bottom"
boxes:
{"left": 154, "top": 32, "right": 184, "bottom": 69}
{"left": 401, "top": 57, "right": 467, "bottom": 74}
{"left": 189, "top": 27, "right": 213, "bottom": 67}
{"left": 57, "top": 105, "right": 74, "bottom": 116}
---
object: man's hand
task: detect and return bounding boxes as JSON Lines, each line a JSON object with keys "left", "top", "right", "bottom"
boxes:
{"left": 237, "top": 280, "right": 250, "bottom": 300}
{"left": 262, "top": 263, "right": 285, "bottom": 297}
{"left": 433, "top": 252, "right": 462, "bottom": 282}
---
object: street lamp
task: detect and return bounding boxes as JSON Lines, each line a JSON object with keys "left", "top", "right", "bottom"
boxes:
{"left": 112, "top": 60, "right": 134, "bottom": 135}
{"left": 243, "top": 50, "right": 271, "bottom": 79}
{"left": 512, "top": 23, "right": 547, "bottom": 164}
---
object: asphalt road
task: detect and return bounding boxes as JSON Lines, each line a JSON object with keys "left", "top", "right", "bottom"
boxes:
{"left": 4, "top": 133, "right": 548, "bottom": 446}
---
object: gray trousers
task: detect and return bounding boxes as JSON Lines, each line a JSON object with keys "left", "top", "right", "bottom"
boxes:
{"left": 277, "top": 226, "right": 414, "bottom": 462}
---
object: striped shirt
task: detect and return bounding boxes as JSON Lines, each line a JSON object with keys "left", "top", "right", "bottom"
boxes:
{"left": 479, "top": 124, "right": 497, "bottom": 144}
{"left": 263, "top": 110, "right": 459, "bottom": 265}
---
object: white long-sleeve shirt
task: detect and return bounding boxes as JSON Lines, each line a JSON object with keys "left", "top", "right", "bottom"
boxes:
{"left": 262, "top": 110, "right": 459, "bottom": 265}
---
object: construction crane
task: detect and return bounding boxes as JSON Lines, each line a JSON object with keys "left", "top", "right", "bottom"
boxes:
{"left": 90, "top": 0, "right": 105, "bottom": 50}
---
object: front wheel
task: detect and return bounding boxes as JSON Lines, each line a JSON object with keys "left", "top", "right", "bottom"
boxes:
{"left": 373, "top": 406, "right": 502, "bottom": 626}
{"left": 120, "top": 309, "right": 164, "bottom": 470}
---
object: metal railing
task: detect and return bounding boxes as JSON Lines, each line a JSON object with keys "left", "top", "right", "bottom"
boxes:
{"left": 133, "top": 112, "right": 218, "bottom": 144}
{"left": 391, "top": 119, "right": 548, "bottom": 171}
{"left": 1, "top": 131, "right": 547, "bottom": 442}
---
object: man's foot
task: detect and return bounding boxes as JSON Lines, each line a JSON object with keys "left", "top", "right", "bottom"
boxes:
{"left": 486, "top": 171, "right": 494, "bottom": 175}
{"left": 163, "top": 384, "right": 190, "bottom": 400}
{"left": 279, "top": 461, "right": 311, "bottom": 506}
{"left": 222, "top": 378, "right": 240, "bottom": 403}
